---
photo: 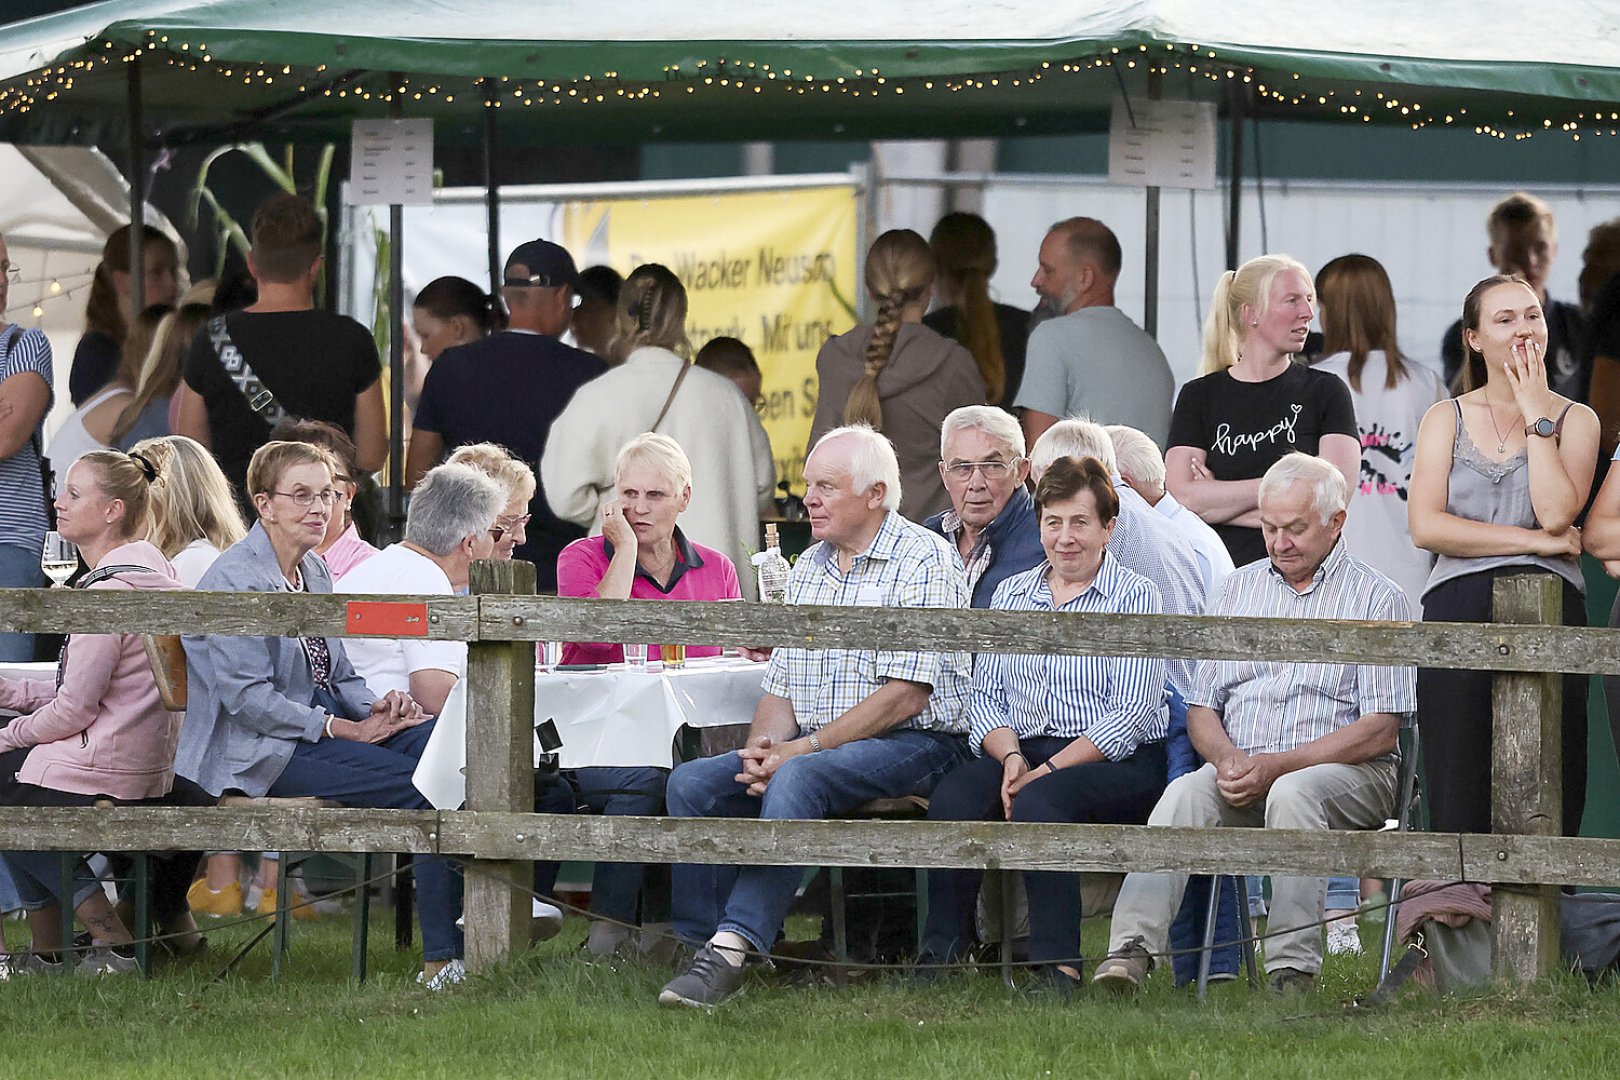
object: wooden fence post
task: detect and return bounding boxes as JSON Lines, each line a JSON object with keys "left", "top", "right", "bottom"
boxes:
{"left": 1490, "top": 573, "right": 1563, "bottom": 982}
{"left": 463, "top": 558, "right": 536, "bottom": 973}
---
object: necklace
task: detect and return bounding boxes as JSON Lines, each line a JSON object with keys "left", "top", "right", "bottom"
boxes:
{"left": 1483, "top": 398, "right": 1518, "bottom": 454}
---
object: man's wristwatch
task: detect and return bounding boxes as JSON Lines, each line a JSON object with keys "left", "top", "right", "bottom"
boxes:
{"left": 1526, "top": 417, "right": 1558, "bottom": 438}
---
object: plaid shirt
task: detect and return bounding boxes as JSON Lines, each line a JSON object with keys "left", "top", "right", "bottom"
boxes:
{"left": 1190, "top": 540, "right": 1416, "bottom": 757}
{"left": 937, "top": 508, "right": 997, "bottom": 600}
{"left": 763, "top": 511, "right": 972, "bottom": 735}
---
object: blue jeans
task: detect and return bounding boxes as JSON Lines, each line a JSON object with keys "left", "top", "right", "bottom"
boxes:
{"left": 572, "top": 766, "right": 669, "bottom": 924}
{"left": 1164, "top": 684, "right": 1245, "bottom": 984}
{"left": 920, "top": 737, "right": 1166, "bottom": 965}
{"left": 667, "top": 729, "right": 966, "bottom": 952}
{"left": 268, "top": 719, "right": 462, "bottom": 962}
{"left": 0, "top": 542, "right": 43, "bottom": 661}
{"left": 1326, "top": 875, "right": 1359, "bottom": 911}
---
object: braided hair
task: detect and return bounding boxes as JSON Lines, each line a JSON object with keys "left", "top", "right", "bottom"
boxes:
{"left": 843, "top": 229, "right": 936, "bottom": 431}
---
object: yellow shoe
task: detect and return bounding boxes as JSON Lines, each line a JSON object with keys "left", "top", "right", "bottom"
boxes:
{"left": 187, "top": 878, "right": 244, "bottom": 917}
{"left": 256, "top": 886, "right": 322, "bottom": 922}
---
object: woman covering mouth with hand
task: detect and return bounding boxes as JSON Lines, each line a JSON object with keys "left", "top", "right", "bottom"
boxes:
{"left": 1162, "top": 254, "right": 1361, "bottom": 567}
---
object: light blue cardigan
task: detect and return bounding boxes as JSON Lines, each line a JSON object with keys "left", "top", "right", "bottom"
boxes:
{"left": 175, "top": 523, "right": 373, "bottom": 797}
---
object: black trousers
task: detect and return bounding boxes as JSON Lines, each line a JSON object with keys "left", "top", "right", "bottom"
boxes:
{"left": 0, "top": 746, "right": 207, "bottom": 922}
{"left": 1417, "top": 567, "right": 1587, "bottom": 836}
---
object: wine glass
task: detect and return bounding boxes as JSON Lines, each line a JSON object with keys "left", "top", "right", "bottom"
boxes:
{"left": 41, "top": 531, "right": 78, "bottom": 588}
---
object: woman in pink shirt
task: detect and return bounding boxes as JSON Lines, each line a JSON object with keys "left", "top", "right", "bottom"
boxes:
{"left": 0, "top": 450, "right": 203, "bottom": 975}
{"left": 554, "top": 432, "right": 742, "bottom": 958}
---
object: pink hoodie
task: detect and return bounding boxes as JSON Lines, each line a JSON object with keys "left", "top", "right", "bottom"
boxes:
{"left": 0, "top": 539, "right": 186, "bottom": 799}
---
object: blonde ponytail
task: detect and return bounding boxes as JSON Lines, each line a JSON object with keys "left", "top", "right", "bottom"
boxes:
{"left": 1198, "top": 255, "right": 1311, "bottom": 376}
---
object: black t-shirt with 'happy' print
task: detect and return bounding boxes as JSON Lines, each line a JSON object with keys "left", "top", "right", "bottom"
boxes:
{"left": 1167, "top": 362, "right": 1357, "bottom": 566}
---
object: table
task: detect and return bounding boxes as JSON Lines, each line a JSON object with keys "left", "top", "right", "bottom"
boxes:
{"left": 413, "top": 655, "right": 768, "bottom": 811}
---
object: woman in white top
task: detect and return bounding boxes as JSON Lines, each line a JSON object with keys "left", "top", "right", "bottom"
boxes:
{"left": 1313, "top": 255, "right": 1448, "bottom": 613}
{"left": 130, "top": 435, "right": 247, "bottom": 587}
{"left": 47, "top": 305, "right": 169, "bottom": 481}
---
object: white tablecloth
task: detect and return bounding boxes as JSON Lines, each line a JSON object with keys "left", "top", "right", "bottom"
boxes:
{"left": 412, "top": 655, "right": 767, "bottom": 810}
{"left": 0, "top": 661, "right": 56, "bottom": 683}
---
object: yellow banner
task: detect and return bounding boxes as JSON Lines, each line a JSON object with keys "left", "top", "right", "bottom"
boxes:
{"left": 559, "top": 185, "right": 858, "bottom": 494}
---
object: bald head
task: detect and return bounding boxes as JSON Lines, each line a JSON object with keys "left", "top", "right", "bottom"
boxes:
{"left": 1032, "top": 217, "right": 1122, "bottom": 314}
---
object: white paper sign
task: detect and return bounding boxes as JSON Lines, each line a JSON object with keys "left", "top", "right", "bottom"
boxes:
{"left": 1107, "top": 98, "right": 1217, "bottom": 191}
{"left": 346, "top": 118, "right": 434, "bottom": 205}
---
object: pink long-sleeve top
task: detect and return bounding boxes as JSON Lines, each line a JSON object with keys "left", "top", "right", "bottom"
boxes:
{"left": 0, "top": 540, "right": 186, "bottom": 799}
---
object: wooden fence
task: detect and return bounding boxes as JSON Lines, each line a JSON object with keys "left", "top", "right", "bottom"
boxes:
{"left": 0, "top": 566, "right": 1606, "bottom": 981}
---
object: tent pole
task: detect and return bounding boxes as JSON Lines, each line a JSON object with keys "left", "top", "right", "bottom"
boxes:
{"left": 1225, "top": 82, "right": 1244, "bottom": 271}
{"left": 387, "top": 77, "right": 406, "bottom": 540}
{"left": 1143, "top": 69, "right": 1162, "bottom": 339}
{"left": 127, "top": 53, "right": 146, "bottom": 316}
{"left": 483, "top": 78, "right": 501, "bottom": 297}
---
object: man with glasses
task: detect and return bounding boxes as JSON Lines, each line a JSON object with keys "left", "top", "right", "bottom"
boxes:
{"left": 405, "top": 239, "right": 607, "bottom": 591}
{"left": 923, "top": 406, "right": 1044, "bottom": 609}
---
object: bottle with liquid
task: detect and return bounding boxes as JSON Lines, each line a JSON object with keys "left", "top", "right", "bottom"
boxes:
{"left": 752, "top": 523, "right": 791, "bottom": 604}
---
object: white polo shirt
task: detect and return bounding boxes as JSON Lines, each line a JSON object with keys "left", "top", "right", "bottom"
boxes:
{"left": 336, "top": 544, "right": 465, "bottom": 700}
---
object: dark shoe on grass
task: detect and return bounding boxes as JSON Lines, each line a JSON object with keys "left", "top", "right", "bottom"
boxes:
{"left": 1267, "top": 966, "right": 1315, "bottom": 994}
{"left": 658, "top": 943, "right": 747, "bottom": 1008}
{"left": 1025, "top": 964, "right": 1084, "bottom": 1000}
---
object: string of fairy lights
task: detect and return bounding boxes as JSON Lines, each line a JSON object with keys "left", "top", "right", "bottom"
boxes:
{"left": 1, "top": 34, "right": 1618, "bottom": 141}
{"left": 2, "top": 268, "right": 95, "bottom": 324}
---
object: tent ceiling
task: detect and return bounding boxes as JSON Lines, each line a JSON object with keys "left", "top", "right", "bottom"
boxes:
{"left": 3, "top": 1, "right": 1619, "bottom": 146}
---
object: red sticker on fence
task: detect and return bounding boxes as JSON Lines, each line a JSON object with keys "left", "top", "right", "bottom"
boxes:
{"left": 345, "top": 601, "right": 430, "bottom": 637}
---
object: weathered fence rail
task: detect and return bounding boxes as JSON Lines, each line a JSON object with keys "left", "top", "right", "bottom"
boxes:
{"left": 0, "top": 571, "right": 1605, "bottom": 981}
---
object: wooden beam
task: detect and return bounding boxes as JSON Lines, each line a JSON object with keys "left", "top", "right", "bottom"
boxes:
{"left": 0, "top": 589, "right": 477, "bottom": 640}
{"left": 9, "top": 807, "right": 1620, "bottom": 886}
{"left": 477, "top": 595, "right": 1620, "bottom": 675}
{"left": 1490, "top": 574, "right": 1564, "bottom": 982}
{"left": 461, "top": 559, "right": 537, "bottom": 973}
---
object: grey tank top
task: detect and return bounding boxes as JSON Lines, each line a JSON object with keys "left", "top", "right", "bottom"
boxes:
{"left": 1424, "top": 398, "right": 1582, "bottom": 597}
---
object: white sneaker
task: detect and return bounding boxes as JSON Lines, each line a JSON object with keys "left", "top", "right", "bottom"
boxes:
{"left": 76, "top": 947, "right": 141, "bottom": 976}
{"left": 418, "top": 957, "right": 466, "bottom": 991}
{"left": 1325, "top": 918, "right": 1363, "bottom": 956}
{"left": 532, "top": 899, "right": 564, "bottom": 941}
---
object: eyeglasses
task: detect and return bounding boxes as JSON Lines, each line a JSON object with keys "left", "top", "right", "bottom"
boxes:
{"left": 1, "top": 263, "right": 19, "bottom": 284}
{"left": 488, "top": 526, "right": 507, "bottom": 543}
{"left": 496, "top": 512, "right": 531, "bottom": 530}
{"left": 270, "top": 489, "right": 340, "bottom": 508}
{"left": 943, "top": 458, "right": 1022, "bottom": 481}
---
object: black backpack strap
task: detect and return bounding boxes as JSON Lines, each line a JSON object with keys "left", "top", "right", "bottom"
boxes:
{"left": 78, "top": 563, "right": 157, "bottom": 588}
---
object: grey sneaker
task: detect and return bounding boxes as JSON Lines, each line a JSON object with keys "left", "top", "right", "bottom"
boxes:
{"left": 1092, "top": 937, "right": 1153, "bottom": 994}
{"left": 0, "top": 952, "right": 66, "bottom": 978}
{"left": 658, "top": 943, "right": 747, "bottom": 1008}
{"left": 76, "top": 947, "right": 140, "bottom": 976}
{"left": 1267, "top": 966, "right": 1315, "bottom": 994}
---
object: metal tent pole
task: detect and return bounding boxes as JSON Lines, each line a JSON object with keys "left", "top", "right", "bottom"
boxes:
{"left": 386, "top": 76, "right": 406, "bottom": 539}
{"left": 484, "top": 78, "right": 501, "bottom": 297}
{"left": 1225, "top": 83, "right": 1244, "bottom": 271}
{"left": 1143, "top": 69, "right": 1162, "bottom": 338}
{"left": 127, "top": 54, "right": 146, "bottom": 315}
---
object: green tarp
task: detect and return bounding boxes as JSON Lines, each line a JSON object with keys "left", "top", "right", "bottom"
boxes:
{"left": 3, "top": 1, "right": 1618, "bottom": 144}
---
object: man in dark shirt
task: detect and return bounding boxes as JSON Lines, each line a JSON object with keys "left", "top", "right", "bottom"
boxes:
{"left": 405, "top": 239, "right": 608, "bottom": 591}
{"left": 1440, "top": 192, "right": 1587, "bottom": 398}
{"left": 176, "top": 194, "right": 386, "bottom": 505}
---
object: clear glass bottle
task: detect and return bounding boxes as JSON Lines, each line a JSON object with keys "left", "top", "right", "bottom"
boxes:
{"left": 753, "top": 523, "right": 791, "bottom": 604}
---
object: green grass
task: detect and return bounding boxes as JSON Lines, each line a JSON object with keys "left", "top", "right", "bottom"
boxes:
{"left": 4, "top": 909, "right": 1619, "bottom": 1079}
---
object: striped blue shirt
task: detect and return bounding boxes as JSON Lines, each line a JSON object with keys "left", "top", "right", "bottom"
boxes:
{"left": 763, "top": 510, "right": 972, "bottom": 735}
{"left": 968, "top": 552, "right": 1168, "bottom": 761}
{"left": 1191, "top": 540, "right": 1416, "bottom": 757}
{"left": 1107, "top": 485, "right": 1207, "bottom": 694}
{"left": 0, "top": 324, "right": 53, "bottom": 553}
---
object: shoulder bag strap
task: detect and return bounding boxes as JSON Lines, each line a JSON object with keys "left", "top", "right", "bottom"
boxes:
{"left": 650, "top": 361, "right": 692, "bottom": 433}
{"left": 209, "top": 315, "right": 289, "bottom": 425}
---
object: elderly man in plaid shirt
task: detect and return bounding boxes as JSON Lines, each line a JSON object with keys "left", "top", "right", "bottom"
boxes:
{"left": 659, "top": 424, "right": 972, "bottom": 1008}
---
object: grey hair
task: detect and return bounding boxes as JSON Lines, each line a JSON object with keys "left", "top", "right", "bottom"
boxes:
{"left": 939, "top": 404, "right": 1025, "bottom": 460}
{"left": 405, "top": 463, "right": 506, "bottom": 556}
{"left": 811, "top": 423, "right": 902, "bottom": 512}
{"left": 1257, "top": 452, "right": 1348, "bottom": 525}
{"left": 1106, "top": 425, "right": 1166, "bottom": 491}
{"left": 614, "top": 432, "right": 693, "bottom": 493}
{"left": 1028, "top": 416, "right": 1116, "bottom": 480}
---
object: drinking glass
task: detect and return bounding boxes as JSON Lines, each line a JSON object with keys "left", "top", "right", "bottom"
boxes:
{"left": 41, "top": 531, "right": 78, "bottom": 587}
{"left": 537, "top": 641, "right": 561, "bottom": 671}
{"left": 623, "top": 642, "right": 648, "bottom": 671}
{"left": 660, "top": 643, "right": 686, "bottom": 669}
